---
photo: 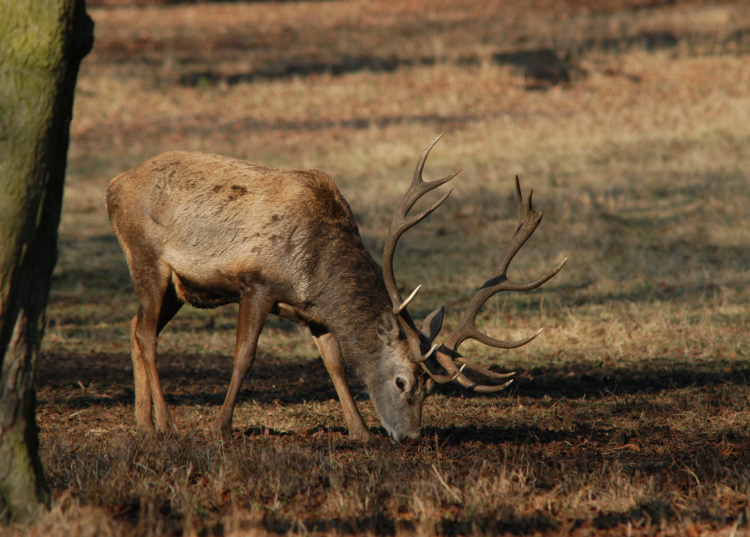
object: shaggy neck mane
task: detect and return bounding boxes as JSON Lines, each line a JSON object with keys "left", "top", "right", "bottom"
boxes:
{"left": 312, "top": 240, "right": 391, "bottom": 373}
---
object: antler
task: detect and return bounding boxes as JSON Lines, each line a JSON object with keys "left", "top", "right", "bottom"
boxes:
{"left": 430, "top": 176, "right": 567, "bottom": 391}
{"left": 383, "top": 136, "right": 566, "bottom": 391}
{"left": 381, "top": 133, "right": 460, "bottom": 362}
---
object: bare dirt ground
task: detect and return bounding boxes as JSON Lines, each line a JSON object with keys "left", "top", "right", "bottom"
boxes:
{"left": 11, "top": 0, "right": 750, "bottom": 535}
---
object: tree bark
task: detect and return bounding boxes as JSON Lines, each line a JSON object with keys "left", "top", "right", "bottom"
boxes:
{"left": 0, "top": 0, "right": 93, "bottom": 522}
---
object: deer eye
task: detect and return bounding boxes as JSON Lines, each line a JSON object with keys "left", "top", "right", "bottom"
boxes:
{"left": 395, "top": 377, "right": 406, "bottom": 392}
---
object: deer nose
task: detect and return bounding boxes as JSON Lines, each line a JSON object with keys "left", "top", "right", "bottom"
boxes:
{"left": 403, "top": 431, "right": 421, "bottom": 443}
{"left": 390, "top": 429, "right": 421, "bottom": 444}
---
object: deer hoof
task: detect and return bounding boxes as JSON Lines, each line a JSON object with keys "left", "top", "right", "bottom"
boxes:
{"left": 135, "top": 421, "right": 156, "bottom": 434}
{"left": 154, "top": 419, "right": 177, "bottom": 436}
{"left": 351, "top": 428, "right": 376, "bottom": 444}
{"left": 210, "top": 422, "right": 232, "bottom": 440}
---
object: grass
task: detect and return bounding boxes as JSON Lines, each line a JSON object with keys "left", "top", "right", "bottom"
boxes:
{"left": 15, "top": 0, "right": 750, "bottom": 535}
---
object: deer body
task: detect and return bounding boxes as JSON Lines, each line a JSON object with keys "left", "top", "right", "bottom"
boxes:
{"left": 107, "top": 137, "right": 565, "bottom": 444}
{"left": 110, "top": 152, "right": 380, "bottom": 319}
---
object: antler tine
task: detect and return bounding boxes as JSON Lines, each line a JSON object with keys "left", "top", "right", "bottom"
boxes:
{"left": 467, "top": 327, "right": 544, "bottom": 350}
{"left": 454, "top": 356, "right": 515, "bottom": 380}
{"left": 426, "top": 355, "right": 513, "bottom": 392}
{"left": 420, "top": 176, "right": 565, "bottom": 391}
{"left": 402, "top": 133, "right": 459, "bottom": 215}
{"left": 469, "top": 379, "right": 514, "bottom": 393}
{"left": 419, "top": 360, "right": 468, "bottom": 384}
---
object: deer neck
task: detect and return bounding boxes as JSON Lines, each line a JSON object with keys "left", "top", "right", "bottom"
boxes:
{"left": 313, "top": 253, "right": 391, "bottom": 371}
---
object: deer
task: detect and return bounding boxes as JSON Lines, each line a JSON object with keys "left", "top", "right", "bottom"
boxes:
{"left": 105, "top": 134, "right": 566, "bottom": 443}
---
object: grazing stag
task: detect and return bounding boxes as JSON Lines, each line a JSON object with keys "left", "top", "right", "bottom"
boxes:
{"left": 106, "top": 135, "right": 565, "bottom": 443}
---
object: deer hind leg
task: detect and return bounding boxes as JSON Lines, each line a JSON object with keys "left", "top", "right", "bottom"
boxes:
{"left": 311, "top": 329, "right": 375, "bottom": 443}
{"left": 130, "top": 284, "right": 182, "bottom": 433}
{"left": 130, "top": 315, "right": 152, "bottom": 431}
{"left": 130, "top": 257, "right": 183, "bottom": 434}
{"left": 212, "top": 284, "right": 274, "bottom": 439}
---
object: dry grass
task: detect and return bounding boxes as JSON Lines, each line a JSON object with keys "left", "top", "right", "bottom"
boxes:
{"left": 18, "top": 0, "right": 750, "bottom": 535}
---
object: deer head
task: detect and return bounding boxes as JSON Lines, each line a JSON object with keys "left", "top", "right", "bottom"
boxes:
{"left": 377, "top": 135, "right": 566, "bottom": 439}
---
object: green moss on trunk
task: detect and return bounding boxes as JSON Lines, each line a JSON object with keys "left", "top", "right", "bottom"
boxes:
{"left": 0, "top": 0, "right": 93, "bottom": 522}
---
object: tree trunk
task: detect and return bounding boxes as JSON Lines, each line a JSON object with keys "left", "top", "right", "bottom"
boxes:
{"left": 0, "top": 0, "right": 93, "bottom": 522}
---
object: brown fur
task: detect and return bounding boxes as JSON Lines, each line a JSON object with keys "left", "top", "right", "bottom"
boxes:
{"left": 106, "top": 151, "right": 429, "bottom": 442}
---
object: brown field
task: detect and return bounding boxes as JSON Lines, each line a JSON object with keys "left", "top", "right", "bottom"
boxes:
{"left": 11, "top": 0, "right": 750, "bottom": 535}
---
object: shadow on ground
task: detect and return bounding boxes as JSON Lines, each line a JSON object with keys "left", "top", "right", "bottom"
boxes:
{"left": 37, "top": 351, "right": 750, "bottom": 408}
{"left": 178, "top": 47, "right": 585, "bottom": 90}
{"left": 262, "top": 508, "right": 557, "bottom": 536}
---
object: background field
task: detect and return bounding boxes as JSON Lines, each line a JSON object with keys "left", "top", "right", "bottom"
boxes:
{"left": 14, "top": 0, "right": 750, "bottom": 535}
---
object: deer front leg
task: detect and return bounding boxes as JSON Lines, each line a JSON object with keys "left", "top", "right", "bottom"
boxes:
{"left": 312, "top": 330, "right": 375, "bottom": 443}
{"left": 212, "top": 284, "right": 274, "bottom": 439}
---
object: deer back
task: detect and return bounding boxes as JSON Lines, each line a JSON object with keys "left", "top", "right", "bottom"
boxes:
{"left": 106, "top": 151, "right": 383, "bottom": 316}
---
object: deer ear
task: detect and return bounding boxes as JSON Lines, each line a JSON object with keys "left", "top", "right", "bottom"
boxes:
{"left": 377, "top": 309, "right": 400, "bottom": 345}
{"left": 419, "top": 306, "right": 444, "bottom": 343}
